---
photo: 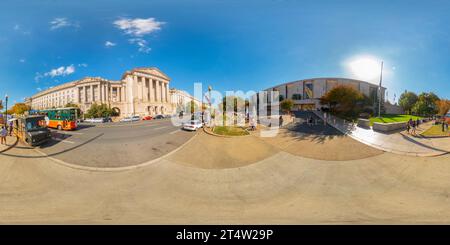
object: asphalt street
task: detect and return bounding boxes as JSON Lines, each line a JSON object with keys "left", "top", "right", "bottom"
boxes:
{"left": 34, "top": 118, "right": 195, "bottom": 168}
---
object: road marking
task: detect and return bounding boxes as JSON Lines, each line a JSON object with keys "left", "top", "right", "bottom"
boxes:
{"left": 169, "top": 129, "right": 181, "bottom": 134}
{"left": 154, "top": 126, "right": 170, "bottom": 130}
{"left": 52, "top": 138, "right": 75, "bottom": 144}
{"left": 54, "top": 131, "right": 84, "bottom": 135}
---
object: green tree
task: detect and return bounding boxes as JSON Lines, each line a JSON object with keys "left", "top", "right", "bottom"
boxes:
{"left": 398, "top": 91, "right": 418, "bottom": 115}
{"left": 218, "top": 96, "right": 245, "bottom": 126}
{"left": 411, "top": 92, "right": 439, "bottom": 116}
{"left": 85, "top": 103, "right": 115, "bottom": 118}
{"left": 280, "top": 99, "right": 294, "bottom": 114}
{"left": 320, "top": 85, "right": 368, "bottom": 119}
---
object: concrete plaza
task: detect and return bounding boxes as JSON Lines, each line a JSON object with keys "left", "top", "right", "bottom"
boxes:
{"left": 1, "top": 125, "right": 450, "bottom": 224}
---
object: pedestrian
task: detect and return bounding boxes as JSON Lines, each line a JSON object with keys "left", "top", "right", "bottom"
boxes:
{"left": 406, "top": 121, "right": 411, "bottom": 134}
{"left": 416, "top": 118, "right": 420, "bottom": 128}
{"left": 9, "top": 120, "right": 13, "bottom": 136}
{"left": 279, "top": 115, "right": 283, "bottom": 127}
{"left": 0, "top": 126, "right": 7, "bottom": 145}
{"left": 411, "top": 120, "right": 416, "bottom": 135}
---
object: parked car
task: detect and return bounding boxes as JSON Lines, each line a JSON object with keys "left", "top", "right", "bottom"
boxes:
{"left": 102, "top": 117, "right": 113, "bottom": 123}
{"left": 182, "top": 120, "right": 204, "bottom": 131}
{"left": 120, "top": 116, "right": 140, "bottom": 122}
{"left": 142, "top": 115, "right": 153, "bottom": 120}
{"left": 85, "top": 118, "right": 104, "bottom": 123}
{"left": 154, "top": 115, "right": 165, "bottom": 119}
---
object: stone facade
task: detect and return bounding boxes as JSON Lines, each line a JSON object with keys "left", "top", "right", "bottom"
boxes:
{"left": 28, "top": 67, "right": 173, "bottom": 117}
{"left": 169, "top": 88, "right": 202, "bottom": 114}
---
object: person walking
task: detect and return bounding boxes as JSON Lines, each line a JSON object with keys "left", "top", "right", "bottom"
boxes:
{"left": 406, "top": 121, "right": 411, "bottom": 134}
{"left": 8, "top": 120, "right": 13, "bottom": 136}
{"left": 0, "top": 126, "right": 7, "bottom": 145}
{"left": 407, "top": 118, "right": 413, "bottom": 134}
{"left": 411, "top": 120, "right": 416, "bottom": 135}
{"left": 279, "top": 115, "right": 284, "bottom": 128}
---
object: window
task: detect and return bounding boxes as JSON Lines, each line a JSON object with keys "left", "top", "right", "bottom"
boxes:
{"left": 292, "top": 94, "right": 302, "bottom": 100}
{"left": 304, "top": 81, "right": 314, "bottom": 99}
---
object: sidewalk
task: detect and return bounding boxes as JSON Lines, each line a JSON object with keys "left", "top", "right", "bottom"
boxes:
{"left": 313, "top": 111, "right": 450, "bottom": 157}
{"left": 0, "top": 135, "right": 18, "bottom": 153}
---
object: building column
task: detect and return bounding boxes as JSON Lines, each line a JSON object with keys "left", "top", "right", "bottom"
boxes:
{"left": 89, "top": 85, "right": 93, "bottom": 102}
{"left": 149, "top": 79, "right": 154, "bottom": 102}
{"left": 97, "top": 83, "right": 101, "bottom": 103}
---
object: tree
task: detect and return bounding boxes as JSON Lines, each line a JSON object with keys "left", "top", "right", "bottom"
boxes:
{"left": 436, "top": 99, "right": 450, "bottom": 116}
{"left": 320, "top": 85, "right": 368, "bottom": 119}
{"left": 411, "top": 92, "right": 439, "bottom": 116}
{"left": 85, "top": 103, "right": 115, "bottom": 118}
{"left": 398, "top": 91, "right": 418, "bottom": 115}
{"left": 218, "top": 96, "right": 245, "bottom": 126}
{"left": 280, "top": 99, "right": 294, "bottom": 114}
{"left": 10, "top": 103, "right": 31, "bottom": 115}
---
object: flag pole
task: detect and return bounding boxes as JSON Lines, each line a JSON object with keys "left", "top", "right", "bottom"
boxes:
{"left": 378, "top": 61, "right": 383, "bottom": 118}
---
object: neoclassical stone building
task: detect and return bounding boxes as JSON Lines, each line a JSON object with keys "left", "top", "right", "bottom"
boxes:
{"left": 29, "top": 67, "right": 172, "bottom": 117}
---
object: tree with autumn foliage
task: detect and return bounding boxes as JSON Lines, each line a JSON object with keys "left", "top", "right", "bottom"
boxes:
{"left": 436, "top": 99, "right": 450, "bottom": 116}
{"left": 320, "top": 85, "right": 371, "bottom": 119}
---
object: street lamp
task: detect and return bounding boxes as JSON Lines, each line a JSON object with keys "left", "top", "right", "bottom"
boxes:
{"left": 4, "top": 94, "right": 8, "bottom": 126}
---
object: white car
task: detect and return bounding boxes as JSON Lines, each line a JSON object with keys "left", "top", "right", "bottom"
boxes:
{"left": 120, "top": 116, "right": 140, "bottom": 122}
{"left": 182, "top": 120, "right": 204, "bottom": 131}
{"left": 84, "top": 118, "right": 104, "bottom": 123}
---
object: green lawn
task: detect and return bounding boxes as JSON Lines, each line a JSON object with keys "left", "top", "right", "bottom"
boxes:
{"left": 369, "top": 114, "right": 423, "bottom": 126}
{"left": 421, "top": 125, "right": 449, "bottom": 137}
{"left": 213, "top": 126, "right": 249, "bottom": 136}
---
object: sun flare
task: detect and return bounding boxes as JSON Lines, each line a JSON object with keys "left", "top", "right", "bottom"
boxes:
{"left": 348, "top": 56, "right": 382, "bottom": 81}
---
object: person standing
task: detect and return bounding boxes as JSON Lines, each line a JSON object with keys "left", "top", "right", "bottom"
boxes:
{"left": 8, "top": 120, "right": 13, "bottom": 136}
{"left": 0, "top": 126, "right": 7, "bottom": 145}
{"left": 406, "top": 121, "right": 411, "bottom": 134}
{"left": 411, "top": 120, "right": 416, "bottom": 135}
{"left": 279, "top": 115, "right": 284, "bottom": 128}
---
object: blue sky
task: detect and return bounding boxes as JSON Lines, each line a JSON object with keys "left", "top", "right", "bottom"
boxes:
{"left": 1, "top": 0, "right": 449, "bottom": 105}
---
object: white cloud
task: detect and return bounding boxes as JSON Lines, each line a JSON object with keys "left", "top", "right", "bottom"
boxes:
{"left": 105, "top": 41, "right": 117, "bottom": 47}
{"left": 44, "top": 65, "right": 76, "bottom": 78}
{"left": 78, "top": 63, "right": 88, "bottom": 67}
{"left": 129, "top": 38, "right": 151, "bottom": 53}
{"left": 37, "top": 87, "right": 42, "bottom": 91}
{"left": 113, "top": 17, "right": 164, "bottom": 37}
{"left": 113, "top": 17, "right": 164, "bottom": 53}
{"left": 50, "top": 18, "right": 79, "bottom": 30}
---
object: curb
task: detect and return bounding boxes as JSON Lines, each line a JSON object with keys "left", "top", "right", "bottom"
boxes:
{"left": 202, "top": 126, "right": 251, "bottom": 138}
{"left": 33, "top": 131, "right": 199, "bottom": 172}
{"left": 0, "top": 136, "right": 19, "bottom": 154}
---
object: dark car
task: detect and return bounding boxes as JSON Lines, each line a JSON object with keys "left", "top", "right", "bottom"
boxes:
{"left": 154, "top": 115, "right": 165, "bottom": 119}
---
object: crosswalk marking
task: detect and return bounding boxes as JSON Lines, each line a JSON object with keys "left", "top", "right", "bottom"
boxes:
{"left": 169, "top": 129, "right": 181, "bottom": 134}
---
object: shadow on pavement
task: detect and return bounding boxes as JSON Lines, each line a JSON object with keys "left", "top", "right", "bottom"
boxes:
{"left": 0, "top": 133, "right": 104, "bottom": 159}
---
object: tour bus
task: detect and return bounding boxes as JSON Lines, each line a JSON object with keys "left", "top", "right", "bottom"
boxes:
{"left": 11, "top": 115, "right": 52, "bottom": 146}
{"left": 40, "top": 107, "right": 80, "bottom": 130}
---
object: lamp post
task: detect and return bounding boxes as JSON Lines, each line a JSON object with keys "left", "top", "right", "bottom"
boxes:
{"left": 4, "top": 94, "right": 8, "bottom": 126}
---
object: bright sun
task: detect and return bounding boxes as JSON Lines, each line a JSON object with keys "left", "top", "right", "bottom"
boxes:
{"left": 348, "top": 57, "right": 382, "bottom": 81}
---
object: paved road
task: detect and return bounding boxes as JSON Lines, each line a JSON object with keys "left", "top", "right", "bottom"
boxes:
{"left": 1, "top": 133, "right": 450, "bottom": 224}
{"left": 33, "top": 118, "right": 195, "bottom": 168}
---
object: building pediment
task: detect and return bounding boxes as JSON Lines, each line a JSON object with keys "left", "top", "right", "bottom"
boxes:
{"left": 122, "top": 67, "right": 171, "bottom": 81}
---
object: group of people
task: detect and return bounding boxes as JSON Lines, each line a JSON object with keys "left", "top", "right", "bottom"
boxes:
{"left": 406, "top": 118, "right": 421, "bottom": 135}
